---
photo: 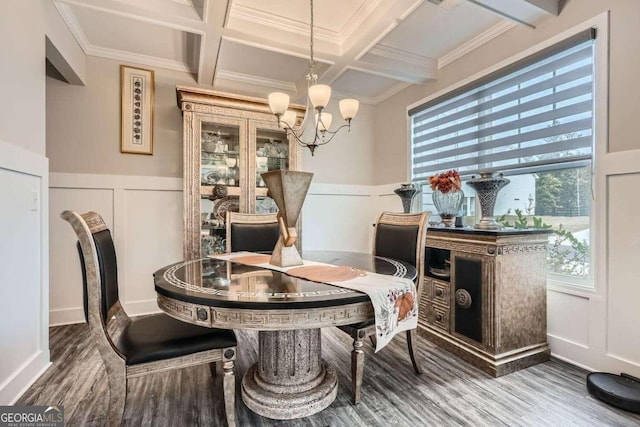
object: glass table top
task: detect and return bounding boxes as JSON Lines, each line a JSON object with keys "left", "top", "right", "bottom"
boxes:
{"left": 154, "top": 251, "right": 417, "bottom": 310}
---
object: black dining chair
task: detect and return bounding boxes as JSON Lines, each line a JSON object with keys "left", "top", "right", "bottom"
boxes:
{"left": 338, "top": 211, "right": 429, "bottom": 404}
{"left": 226, "top": 212, "right": 280, "bottom": 253}
{"left": 61, "top": 210, "right": 238, "bottom": 427}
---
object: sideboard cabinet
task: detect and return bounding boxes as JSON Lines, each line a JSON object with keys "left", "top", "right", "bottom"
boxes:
{"left": 176, "top": 87, "right": 305, "bottom": 260}
{"left": 418, "top": 227, "right": 553, "bottom": 376}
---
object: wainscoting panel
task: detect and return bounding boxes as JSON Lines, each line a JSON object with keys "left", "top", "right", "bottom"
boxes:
{"left": 547, "top": 290, "right": 589, "bottom": 348}
{"left": 0, "top": 140, "right": 49, "bottom": 404}
{"left": 607, "top": 173, "right": 640, "bottom": 364}
{"left": 49, "top": 173, "right": 182, "bottom": 325}
{"left": 49, "top": 187, "right": 114, "bottom": 324}
{"left": 121, "top": 189, "right": 182, "bottom": 310}
{"left": 302, "top": 183, "right": 374, "bottom": 254}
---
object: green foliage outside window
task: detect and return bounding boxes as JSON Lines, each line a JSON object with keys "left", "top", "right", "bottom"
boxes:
{"left": 498, "top": 209, "right": 590, "bottom": 278}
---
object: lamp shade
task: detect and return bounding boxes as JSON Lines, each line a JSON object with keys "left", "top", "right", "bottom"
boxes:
{"left": 268, "top": 92, "right": 290, "bottom": 115}
{"left": 339, "top": 99, "right": 359, "bottom": 120}
{"left": 281, "top": 110, "right": 297, "bottom": 129}
{"left": 315, "top": 112, "right": 333, "bottom": 132}
{"left": 308, "top": 84, "right": 331, "bottom": 109}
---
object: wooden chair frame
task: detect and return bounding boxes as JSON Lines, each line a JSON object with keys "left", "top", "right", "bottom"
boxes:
{"left": 61, "top": 210, "right": 237, "bottom": 427}
{"left": 340, "top": 211, "right": 429, "bottom": 404}
{"left": 225, "top": 212, "right": 278, "bottom": 253}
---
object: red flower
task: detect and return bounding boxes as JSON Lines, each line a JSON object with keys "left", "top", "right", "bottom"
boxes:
{"left": 428, "top": 170, "right": 461, "bottom": 194}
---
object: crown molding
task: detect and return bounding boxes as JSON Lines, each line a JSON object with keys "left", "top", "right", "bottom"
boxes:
{"left": 373, "top": 81, "right": 411, "bottom": 104}
{"left": 338, "top": 0, "right": 385, "bottom": 43}
{"left": 54, "top": 2, "right": 91, "bottom": 53}
{"left": 229, "top": 4, "right": 341, "bottom": 46}
{"left": 215, "top": 70, "right": 297, "bottom": 93}
{"left": 87, "top": 45, "right": 193, "bottom": 73}
{"left": 368, "top": 45, "right": 435, "bottom": 68}
{"left": 438, "top": 19, "right": 517, "bottom": 69}
{"left": 332, "top": 90, "right": 376, "bottom": 105}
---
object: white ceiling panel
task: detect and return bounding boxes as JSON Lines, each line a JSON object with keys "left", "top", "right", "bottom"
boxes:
{"left": 378, "top": 1, "right": 502, "bottom": 59}
{"left": 68, "top": 4, "right": 198, "bottom": 70}
{"left": 217, "top": 39, "right": 328, "bottom": 84}
{"left": 331, "top": 69, "right": 399, "bottom": 99}
{"left": 231, "top": 0, "right": 367, "bottom": 34}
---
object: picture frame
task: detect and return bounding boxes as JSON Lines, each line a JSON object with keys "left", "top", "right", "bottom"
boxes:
{"left": 120, "top": 65, "right": 154, "bottom": 154}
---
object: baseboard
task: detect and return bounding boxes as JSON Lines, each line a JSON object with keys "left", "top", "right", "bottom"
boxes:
{"left": 0, "top": 350, "right": 51, "bottom": 405}
{"left": 49, "top": 307, "right": 84, "bottom": 326}
{"left": 123, "top": 299, "right": 162, "bottom": 317}
{"left": 51, "top": 299, "right": 161, "bottom": 326}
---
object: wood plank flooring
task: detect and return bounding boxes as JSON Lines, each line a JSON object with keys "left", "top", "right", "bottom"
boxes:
{"left": 18, "top": 323, "right": 640, "bottom": 426}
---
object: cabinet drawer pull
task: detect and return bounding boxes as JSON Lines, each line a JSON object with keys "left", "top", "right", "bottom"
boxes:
{"left": 455, "top": 289, "right": 472, "bottom": 309}
{"left": 435, "top": 289, "right": 443, "bottom": 297}
{"left": 435, "top": 313, "right": 443, "bottom": 322}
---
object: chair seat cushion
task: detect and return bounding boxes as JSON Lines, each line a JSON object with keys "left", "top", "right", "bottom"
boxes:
{"left": 117, "top": 314, "right": 237, "bottom": 366}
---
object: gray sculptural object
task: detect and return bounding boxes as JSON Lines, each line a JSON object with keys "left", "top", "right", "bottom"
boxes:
{"left": 394, "top": 183, "right": 418, "bottom": 213}
{"left": 261, "top": 170, "right": 313, "bottom": 267}
{"left": 467, "top": 172, "right": 510, "bottom": 230}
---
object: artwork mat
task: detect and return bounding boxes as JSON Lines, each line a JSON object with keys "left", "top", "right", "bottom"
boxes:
{"left": 120, "top": 65, "right": 154, "bottom": 154}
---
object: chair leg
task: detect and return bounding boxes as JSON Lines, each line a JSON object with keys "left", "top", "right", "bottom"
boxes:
{"left": 369, "top": 335, "right": 377, "bottom": 349}
{"left": 222, "top": 359, "right": 236, "bottom": 427}
{"left": 406, "top": 329, "right": 422, "bottom": 375}
{"left": 107, "top": 370, "right": 127, "bottom": 427}
{"left": 351, "top": 334, "right": 365, "bottom": 405}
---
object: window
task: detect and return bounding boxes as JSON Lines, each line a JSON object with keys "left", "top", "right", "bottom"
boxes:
{"left": 409, "top": 30, "right": 596, "bottom": 286}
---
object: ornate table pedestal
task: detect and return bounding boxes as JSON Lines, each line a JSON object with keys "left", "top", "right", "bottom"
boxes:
{"left": 242, "top": 329, "right": 337, "bottom": 420}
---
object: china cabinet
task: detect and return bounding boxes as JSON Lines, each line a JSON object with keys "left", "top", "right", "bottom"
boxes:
{"left": 176, "top": 87, "right": 305, "bottom": 260}
{"left": 419, "top": 227, "right": 553, "bottom": 376}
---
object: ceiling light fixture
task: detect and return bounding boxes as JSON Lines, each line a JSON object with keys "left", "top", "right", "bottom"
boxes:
{"left": 267, "top": 0, "right": 359, "bottom": 156}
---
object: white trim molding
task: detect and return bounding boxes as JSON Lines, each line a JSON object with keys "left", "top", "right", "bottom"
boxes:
{"left": 438, "top": 20, "right": 517, "bottom": 69}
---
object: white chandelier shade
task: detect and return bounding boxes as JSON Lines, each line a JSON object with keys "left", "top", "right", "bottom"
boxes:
{"left": 266, "top": 0, "right": 360, "bottom": 155}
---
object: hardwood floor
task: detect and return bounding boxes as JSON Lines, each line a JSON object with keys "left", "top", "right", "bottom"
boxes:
{"left": 18, "top": 323, "right": 640, "bottom": 426}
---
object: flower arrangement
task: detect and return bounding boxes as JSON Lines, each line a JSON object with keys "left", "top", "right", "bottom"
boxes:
{"left": 428, "top": 170, "right": 461, "bottom": 194}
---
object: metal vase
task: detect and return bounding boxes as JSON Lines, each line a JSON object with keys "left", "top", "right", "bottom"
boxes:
{"left": 467, "top": 172, "right": 510, "bottom": 230}
{"left": 394, "top": 183, "right": 418, "bottom": 213}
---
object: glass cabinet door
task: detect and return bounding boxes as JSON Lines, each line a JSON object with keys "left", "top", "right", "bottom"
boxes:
{"left": 196, "top": 115, "right": 246, "bottom": 257}
{"left": 249, "top": 121, "right": 299, "bottom": 213}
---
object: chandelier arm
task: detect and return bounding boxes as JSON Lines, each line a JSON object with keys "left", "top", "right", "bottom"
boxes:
{"left": 316, "top": 124, "right": 351, "bottom": 146}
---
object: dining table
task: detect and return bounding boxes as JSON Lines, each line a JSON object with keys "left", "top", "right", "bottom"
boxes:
{"left": 153, "top": 250, "right": 417, "bottom": 420}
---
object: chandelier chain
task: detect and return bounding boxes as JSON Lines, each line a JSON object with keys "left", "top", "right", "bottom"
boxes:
{"left": 307, "top": 0, "right": 317, "bottom": 82}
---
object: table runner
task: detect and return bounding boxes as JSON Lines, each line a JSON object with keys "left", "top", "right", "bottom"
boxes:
{"left": 211, "top": 252, "right": 418, "bottom": 352}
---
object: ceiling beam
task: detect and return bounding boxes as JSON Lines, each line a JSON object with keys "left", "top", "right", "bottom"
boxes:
{"left": 523, "top": 0, "right": 559, "bottom": 16}
{"left": 197, "top": 0, "right": 227, "bottom": 86}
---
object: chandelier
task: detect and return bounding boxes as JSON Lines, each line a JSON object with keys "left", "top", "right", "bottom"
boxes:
{"left": 267, "top": 0, "right": 359, "bottom": 156}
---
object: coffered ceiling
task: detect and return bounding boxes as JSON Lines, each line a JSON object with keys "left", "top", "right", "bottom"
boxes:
{"left": 53, "top": 0, "right": 561, "bottom": 104}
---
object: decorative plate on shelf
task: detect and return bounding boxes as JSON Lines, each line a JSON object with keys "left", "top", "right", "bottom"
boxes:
{"left": 213, "top": 196, "right": 240, "bottom": 221}
{"left": 428, "top": 266, "right": 450, "bottom": 279}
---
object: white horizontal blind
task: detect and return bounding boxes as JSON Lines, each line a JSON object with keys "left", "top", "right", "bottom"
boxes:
{"left": 410, "top": 30, "right": 595, "bottom": 181}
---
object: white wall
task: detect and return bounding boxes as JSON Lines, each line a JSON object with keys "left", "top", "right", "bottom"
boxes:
{"left": 0, "top": 1, "right": 51, "bottom": 405}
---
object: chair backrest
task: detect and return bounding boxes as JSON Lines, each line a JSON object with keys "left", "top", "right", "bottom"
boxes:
{"left": 61, "top": 210, "right": 128, "bottom": 360}
{"left": 373, "top": 211, "right": 430, "bottom": 289}
{"left": 226, "top": 212, "right": 280, "bottom": 253}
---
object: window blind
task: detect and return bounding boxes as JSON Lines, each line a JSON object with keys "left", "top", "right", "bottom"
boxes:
{"left": 410, "top": 29, "right": 595, "bottom": 181}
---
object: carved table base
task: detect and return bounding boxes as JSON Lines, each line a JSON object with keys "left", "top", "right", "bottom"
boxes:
{"left": 241, "top": 328, "right": 338, "bottom": 419}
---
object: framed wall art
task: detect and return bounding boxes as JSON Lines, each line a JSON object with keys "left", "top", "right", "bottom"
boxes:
{"left": 120, "top": 65, "right": 154, "bottom": 154}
